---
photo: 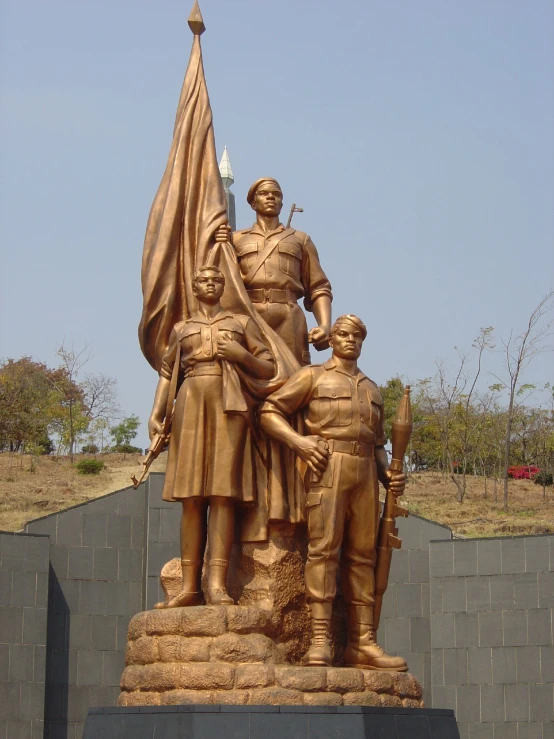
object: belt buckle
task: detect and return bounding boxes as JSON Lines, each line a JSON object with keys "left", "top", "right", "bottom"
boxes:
{"left": 263, "top": 288, "right": 271, "bottom": 302}
{"left": 352, "top": 441, "right": 360, "bottom": 456}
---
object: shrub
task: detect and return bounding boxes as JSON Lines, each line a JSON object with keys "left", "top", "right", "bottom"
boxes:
{"left": 37, "top": 436, "right": 55, "bottom": 455}
{"left": 507, "top": 465, "right": 540, "bottom": 480}
{"left": 81, "top": 444, "right": 99, "bottom": 455}
{"left": 533, "top": 471, "right": 553, "bottom": 487}
{"left": 112, "top": 444, "right": 142, "bottom": 455}
{"left": 75, "top": 459, "right": 105, "bottom": 475}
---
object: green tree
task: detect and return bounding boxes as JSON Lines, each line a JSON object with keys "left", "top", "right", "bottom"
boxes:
{"left": 0, "top": 357, "right": 75, "bottom": 454}
{"left": 379, "top": 377, "right": 406, "bottom": 442}
{"left": 110, "top": 415, "right": 141, "bottom": 458}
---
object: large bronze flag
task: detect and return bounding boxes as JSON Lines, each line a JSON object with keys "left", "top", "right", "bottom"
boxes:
{"left": 138, "top": 3, "right": 227, "bottom": 371}
{"left": 138, "top": 2, "right": 303, "bottom": 540}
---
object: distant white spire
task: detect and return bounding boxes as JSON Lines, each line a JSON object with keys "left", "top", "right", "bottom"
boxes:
{"left": 219, "top": 146, "right": 234, "bottom": 186}
{"left": 219, "top": 146, "right": 236, "bottom": 230}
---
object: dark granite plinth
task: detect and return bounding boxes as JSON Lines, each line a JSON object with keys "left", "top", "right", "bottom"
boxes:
{"left": 83, "top": 705, "right": 460, "bottom": 739}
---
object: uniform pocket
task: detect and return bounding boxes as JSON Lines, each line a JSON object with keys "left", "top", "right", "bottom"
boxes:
{"left": 305, "top": 491, "right": 324, "bottom": 539}
{"left": 308, "top": 384, "right": 353, "bottom": 427}
{"left": 309, "top": 457, "right": 334, "bottom": 488}
{"left": 217, "top": 319, "right": 245, "bottom": 346}
{"left": 235, "top": 242, "right": 258, "bottom": 274}
{"left": 181, "top": 325, "right": 202, "bottom": 355}
{"left": 278, "top": 241, "right": 302, "bottom": 278}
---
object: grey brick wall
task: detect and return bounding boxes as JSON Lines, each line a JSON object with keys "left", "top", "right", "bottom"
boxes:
{"left": 6, "top": 472, "right": 553, "bottom": 739}
{"left": 25, "top": 484, "right": 146, "bottom": 739}
{"left": 430, "top": 535, "right": 554, "bottom": 739}
{"left": 379, "top": 513, "right": 452, "bottom": 706}
{"left": 0, "top": 531, "right": 49, "bottom": 739}
{"left": 145, "top": 473, "right": 180, "bottom": 609}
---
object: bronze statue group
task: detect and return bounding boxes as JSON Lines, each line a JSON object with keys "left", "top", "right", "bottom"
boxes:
{"left": 145, "top": 178, "right": 408, "bottom": 673}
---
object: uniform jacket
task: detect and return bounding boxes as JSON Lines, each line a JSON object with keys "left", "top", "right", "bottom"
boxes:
{"left": 260, "top": 357, "right": 387, "bottom": 447}
{"left": 161, "top": 311, "right": 273, "bottom": 413}
{"left": 233, "top": 223, "right": 332, "bottom": 311}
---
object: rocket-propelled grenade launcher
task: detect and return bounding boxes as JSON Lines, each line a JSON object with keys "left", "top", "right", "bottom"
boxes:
{"left": 374, "top": 386, "right": 412, "bottom": 630}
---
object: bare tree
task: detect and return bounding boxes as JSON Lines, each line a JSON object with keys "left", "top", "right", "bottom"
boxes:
{"left": 418, "top": 327, "right": 494, "bottom": 503}
{"left": 54, "top": 343, "right": 91, "bottom": 462}
{"left": 452, "top": 327, "right": 494, "bottom": 503}
{"left": 494, "top": 291, "right": 554, "bottom": 510}
{"left": 81, "top": 373, "right": 121, "bottom": 425}
{"left": 53, "top": 343, "right": 121, "bottom": 461}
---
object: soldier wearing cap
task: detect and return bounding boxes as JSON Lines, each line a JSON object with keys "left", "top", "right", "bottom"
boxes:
{"left": 215, "top": 178, "right": 332, "bottom": 366}
{"left": 259, "top": 314, "right": 408, "bottom": 671}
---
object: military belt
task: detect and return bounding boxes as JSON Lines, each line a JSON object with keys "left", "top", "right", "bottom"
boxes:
{"left": 247, "top": 288, "right": 297, "bottom": 305}
{"left": 326, "top": 439, "right": 374, "bottom": 457}
{"left": 185, "top": 362, "right": 222, "bottom": 377}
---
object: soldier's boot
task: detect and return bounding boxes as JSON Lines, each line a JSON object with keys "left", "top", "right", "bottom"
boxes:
{"left": 302, "top": 602, "right": 332, "bottom": 666}
{"left": 343, "top": 605, "right": 408, "bottom": 672}
{"left": 154, "top": 559, "right": 204, "bottom": 609}
{"left": 206, "top": 559, "right": 234, "bottom": 605}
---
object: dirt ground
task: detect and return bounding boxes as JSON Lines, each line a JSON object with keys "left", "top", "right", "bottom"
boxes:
{"left": 402, "top": 471, "right": 553, "bottom": 538}
{"left": 0, "top": 452, "right": 552, "bottom": 538}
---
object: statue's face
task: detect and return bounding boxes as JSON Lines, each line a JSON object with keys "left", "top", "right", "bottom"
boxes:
{"left": 329, "top": 323, "right": 364, "bottom": 360}
{"left": 251, "top": 183, "right": 283, "bottom": 217}
{"left": 193, "top": 270, "right": 225, "bottom": 303}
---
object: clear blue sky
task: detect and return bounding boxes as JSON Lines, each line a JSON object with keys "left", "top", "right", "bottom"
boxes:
{"left": 1, "top": 0, "right": 553, "bottom": 446}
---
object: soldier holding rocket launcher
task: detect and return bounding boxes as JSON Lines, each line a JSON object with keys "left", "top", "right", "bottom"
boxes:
{"left": 260, "top": 314, "right": 412, "bottom": 670}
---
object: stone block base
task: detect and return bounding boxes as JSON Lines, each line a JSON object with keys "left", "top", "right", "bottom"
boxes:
{"left": 85, "top": 706, "right": 460, "bottom": 739}
{"left": 119, "top": 606, "right": 423, "bottom": 708}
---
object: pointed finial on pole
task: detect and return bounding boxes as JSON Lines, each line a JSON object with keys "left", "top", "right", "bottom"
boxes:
{"left": 188, "top": 1, "right": 206, "bottom": 35}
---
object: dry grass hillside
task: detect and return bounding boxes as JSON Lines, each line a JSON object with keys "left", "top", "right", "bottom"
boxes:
{"left": 0, "top": 452, "right": 167, "bottom": 532}
{"left": 0, "top": 452, "right": 552, "bottom": 538}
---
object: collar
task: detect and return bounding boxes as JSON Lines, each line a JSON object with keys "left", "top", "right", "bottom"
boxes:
{"left": 323, "top": 357, "right": 368, "bottom": 384}
{"left": 245, "top": 222, "right": 295, "bottom": 239}
{"left": 187, "top": 310, "right": 235, "bottom": 326}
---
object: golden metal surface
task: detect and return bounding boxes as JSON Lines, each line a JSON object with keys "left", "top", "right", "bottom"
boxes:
{"left": 261, "top": 316, "right": 409, "bottom": 670}
{"left": 135, "top": 2, "right": 411, "bottom": 674}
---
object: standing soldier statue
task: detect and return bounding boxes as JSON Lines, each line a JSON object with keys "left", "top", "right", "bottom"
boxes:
{"left": 216, "top": 178, "right": 333, "bottom": 366}
{"left": 260, "top": 314, "right": 409, "bottom": 671}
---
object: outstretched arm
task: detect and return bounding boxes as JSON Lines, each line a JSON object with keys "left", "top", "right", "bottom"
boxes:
{"left": 260, "top": 411, "right": 328, "bottom": 475}
{"left": 259, "top": 367, "right": 329, "bottom": 474}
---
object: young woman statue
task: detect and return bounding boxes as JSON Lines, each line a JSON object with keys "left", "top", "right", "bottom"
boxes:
{"left": 148, "top": 266, "right": 274, "bottom": 608}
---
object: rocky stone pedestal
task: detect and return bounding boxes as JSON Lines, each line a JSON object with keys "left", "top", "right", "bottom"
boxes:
{"left": 159, "top": 524, "right": 350, "bottom": 664}
{"left": 119, "top": 606, "right": 423, "bottom": 708}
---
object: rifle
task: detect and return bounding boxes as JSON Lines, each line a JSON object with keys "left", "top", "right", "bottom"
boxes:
{"left": 131, "top": 431, "right": 170, "bottom": 489}
{"left": 131, "top": 343, "right": 181, "bottom": 490}
{"left": 373, "top": 386, "right": 412, "bottom": 630}
{"left": 286, "top": 203, "right": 303, "bottom": 228}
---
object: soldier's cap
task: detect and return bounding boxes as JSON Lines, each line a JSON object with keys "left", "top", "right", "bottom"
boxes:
{"left": 330, "top": 314, "right": 367, "bottom": 341}
{"left": 247, "top": 178, "right": 282, "bottom": 205}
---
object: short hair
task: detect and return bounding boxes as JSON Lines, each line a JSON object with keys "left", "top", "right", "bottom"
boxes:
{"left": 329, "top": 314, "right": 367, "bottom": 341}
{"left": 247, "top": 178, "right": 282, "bottom": 205}
{"left": 192, "top": 265, "right": 225, "bottom": 287}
